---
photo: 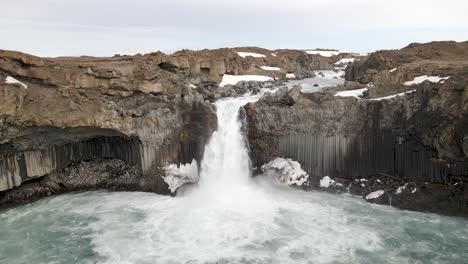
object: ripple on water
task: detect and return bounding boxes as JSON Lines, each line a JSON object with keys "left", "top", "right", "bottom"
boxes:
{"left": 1, "top": 179, "right": 468, "bottom": 264}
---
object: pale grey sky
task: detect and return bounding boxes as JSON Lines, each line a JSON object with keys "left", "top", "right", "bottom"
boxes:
{"left": 1, "top": 0, "right": 467, "bottom": 57}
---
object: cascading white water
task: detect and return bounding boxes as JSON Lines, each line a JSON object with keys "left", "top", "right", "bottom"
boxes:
{"left": 199, "top": 94, "right": 259, "bottom": 189}
{"left": 2, "top": 75, "right": 468, "bottom": 264}
{"left": 190, "top": 90, "right": 276, "bottom": 205}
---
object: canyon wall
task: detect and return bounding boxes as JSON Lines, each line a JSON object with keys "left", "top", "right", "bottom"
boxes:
{"left": 0, "top": 46, "right": 335, "bottom": 204}
{"left": 245, "top": 41, "right": 468, "bottom": 217}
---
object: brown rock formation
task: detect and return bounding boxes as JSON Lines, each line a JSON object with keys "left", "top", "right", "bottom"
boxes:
{"left": 245, "top": 41, "right": 468, "bottom": 217}
{"left": 0, "top": 45, "right": 336, "bottom": 204}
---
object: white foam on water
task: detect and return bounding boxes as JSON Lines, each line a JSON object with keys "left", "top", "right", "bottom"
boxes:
{"left": 1, "top": 86, "right": 468, "bottom": 264}
{"left": 286, "top": 70, "right": 345, "bottom": 93}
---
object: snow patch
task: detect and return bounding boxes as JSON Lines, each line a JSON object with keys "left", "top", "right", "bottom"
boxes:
{"left": 306, "top": 50, "right": 340, "bottom": 57}
{"left": 162, "top": 159, "right": 199, "bottom": 193}
{"left": 395, "top": 183, "right": 408, "bottom": 195}
{"left": 335, "top": 58, "right": 356, "bottom": 65}
{"left": 188, "top": 83, "right": 196, "bottom": 89}
{"left": 404, "top": 75, "right": 450, "bottom": 86}
{"left": 389, "top": 68, "right": 397, "bottom": 73}
{"left": 411, "top": 188, "right": 417, "bottom": 194}
{"left": 366, "top": 190, "right": 385, "bottom": 200}
{"left": 369, "top": 90, "right": 416, "bottom": 101}
{"left": 260, "top": 66, "right": 280, "bottom": 71}
{"left": 219, "top": 74, "right": 273, "bottom": 87}
{"left": 237, "top": 52, "right": 266, "bottom": 58}
{"left": 286, "top": 73, "right": 296, "bottom": 79}
{"left": 4, "top": 76, "right": 27, "bottom": 89}
{"left": 334, "top": 88, "right": 368, "bottom": 98}
{"left": 271, "top": 53, "right": 277, "bottom": 57}
{"left": 261, "top": 158, "right": 309, "bottom": 186}
{"left": 320, "top": 176, "right": 335, "bottom": 188}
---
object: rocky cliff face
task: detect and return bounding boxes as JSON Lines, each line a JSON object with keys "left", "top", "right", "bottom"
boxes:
{"left": 245, "top": 41, "right": 468, "bottom": 217}
{"left": 0, "top": 50, "right": 218, "bottom": 205}
{"left": 0, "top": 46, "right": 337, "bottom": 205}
{"left": 167, "top": 47, "right": 335, "bottom": 83}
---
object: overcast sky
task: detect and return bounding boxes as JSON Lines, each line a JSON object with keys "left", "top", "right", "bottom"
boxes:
{"left": 1, "top": 0, "right": 467, "bottom": 57}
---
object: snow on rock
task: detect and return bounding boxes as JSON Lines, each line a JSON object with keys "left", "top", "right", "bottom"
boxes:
{"left": 260, "top": 66, "right": 281, "bottom": 71}
{"left": 4, "top": 76, "right": 27, "bottom": 89}
{"left": 188, "top": 83, "right": 196, "bottom": 89}
{"left": 335, "top": 58, "right": 356, "bottom": 65}
{"left": 261, "top": 157, "right": 309, "bottom": 186}
{"left": 389, "top": 68, "right": 397, "bottom": 73}
{"left": 334, "top": 88, "right": 368, "bottom": 98}
{"left": 162, "top": 159, "right": 199, "bottom": 193}
{"left": 237, "top": 52, "right": 266, "bottom": 58}
{"left": 395, "top": 183, "right": 408, "bottom": 195}
{"left": 320, "top": 176, "right": 335, "bottom": 188}
{"left": 306, "top": 50, "right": 340, "bottom": 57}
{"left": 286, "top": 73, "right": 296, "bottom": 79}
{"left": 366, "top": 190, "right": 385, "bottom": 200}
{"left": 219, "top": 74, "right": 273, "bottom": 87}
{"left": 404, "top": 75, "right": 450, "bottom": 86}
{"left": 369, "top": 90, "right": 416, "bottom": 101}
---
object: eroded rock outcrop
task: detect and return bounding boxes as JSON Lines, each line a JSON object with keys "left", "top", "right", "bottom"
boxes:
{"left": 0, "top": 51, "right": 220, "bottom": 204}
{"left": 169, "top": 47, "right": 335, "bottom": 84}
{"left": 245, "top": 41, "right": 468, "bottom": 217}
{"left": 0, "top": 44, "right": 338, "bottom": 204}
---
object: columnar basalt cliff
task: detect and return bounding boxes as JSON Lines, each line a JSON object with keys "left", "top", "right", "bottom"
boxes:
{"left": 0, "top": 50, "right": 218, "bottom": 204}
{"left": 245, "top": 41, "right": 468, "bottom": 217}
{"left": 0, "top": 46, "right": 336, "bottom": 205}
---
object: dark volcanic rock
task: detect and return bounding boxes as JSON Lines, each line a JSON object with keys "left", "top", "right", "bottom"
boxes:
{"left": 244, "top": 42, "right": 468, "bottom": 217}
{"left": 0, "top": 44, "right": 334, "bottom": 204}
{"left": 0, "top": 50, "right": 221, "bottom": 204}
{"left": 0, "top": 159, "right": 157, "bottom": 207}
{"left": 464, "top": 135, "right": 468, "bottom": 158}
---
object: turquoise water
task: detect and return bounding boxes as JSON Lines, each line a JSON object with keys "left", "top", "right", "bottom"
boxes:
{"left": 1, "top": 179, "right": 467, "bottom": 264}
{"left": 1, "top": 88, "right": 467, "bottom": 264}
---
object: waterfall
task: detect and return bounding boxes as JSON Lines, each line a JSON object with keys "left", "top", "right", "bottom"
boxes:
{"left": 198, "top": 90, "right": 272, "bottom": 191}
